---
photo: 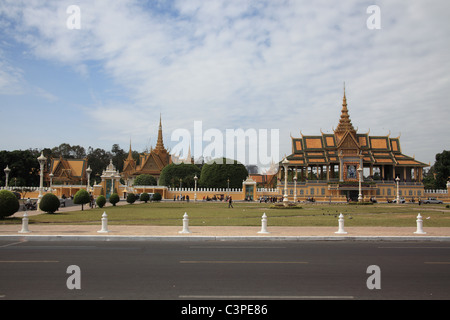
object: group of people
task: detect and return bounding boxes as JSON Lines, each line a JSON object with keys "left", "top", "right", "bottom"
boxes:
{"left": 258, "top": 196, "right": 282, "bottom": 203}
{"left": 172, "top": 193, "right": 234, "bottom": 207}
{"left": 174, "top": 194, "right": 190, "bottom": 201}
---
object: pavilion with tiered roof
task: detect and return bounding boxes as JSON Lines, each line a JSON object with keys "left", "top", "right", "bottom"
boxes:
{"left": 279, "top": 87, "right": 428, "bottom": 202}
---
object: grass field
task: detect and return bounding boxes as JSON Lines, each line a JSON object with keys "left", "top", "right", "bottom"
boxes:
{"left": 2, "top": 201, "right": 450, "bottom": 227}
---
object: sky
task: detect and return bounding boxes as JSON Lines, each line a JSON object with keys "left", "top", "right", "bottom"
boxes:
{"left": 0, "top": 0, "right": 449, "bottom": 170}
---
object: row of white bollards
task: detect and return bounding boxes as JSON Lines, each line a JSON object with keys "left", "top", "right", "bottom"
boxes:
{"left": 17, "top": 212, "right": 429, "bottom": 236}
{"left": 334, "top": 213, "right": 428, "bottom": 235}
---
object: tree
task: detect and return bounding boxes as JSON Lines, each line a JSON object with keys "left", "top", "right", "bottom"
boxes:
{"left": 0, "top": 149, "right": 40, "bottom": 187}
{"left": 152, "top": 192, "right": 162, "bottom": 202}
{"left": 199, "top": 158, "right": 248, "bottom": 189}
{"left": 51, "top": 143, "right": 86, "bottom": 159}
{"left": 126, "top": 193, "right": 137, "bottom": 204}
{"left": 111, "top": 144, "right": 126, "bottom": 172}
{"left": 73, "top": 189, "right": 90, "bottom": 211}
{"left": 96, "top": 195, "right": 106, "bottom": 208}
{"left": 109, "top": 193, "right": 120, "bottom": 206}
{"left": 134, "top": 174, "right": 157, "bottom": 186}
{"left": 0, "top": 190, "right": 20, "bottom": 218}
{"left": 159, "top": 163, "right": 201, "bottom": 188}
{"left": 87, "top": 147, "right": 112, "bottom": 185}
{"left": 140, "top": 192, "right": 150, "bottom": 203}
{"left": 433, "top": 150, "right": 450, "bottom": 189}
{"left": 39, "top": 193, "right": 60, "bottom": 214}
{"left": 423, "top": 150, "right": 450, "bottom": 189}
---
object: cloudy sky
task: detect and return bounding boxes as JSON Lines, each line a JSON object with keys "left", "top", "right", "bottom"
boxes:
{"left": 0, "top": 0, "right": 449, "bottom": 168}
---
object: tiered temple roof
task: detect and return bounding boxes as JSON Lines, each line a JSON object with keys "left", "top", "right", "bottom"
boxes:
{"left": 122, "top": 115, "right": 171, "bottom": 180}
{"left": 286, "top": 88, "right": 428, "bottom": 169}
{"left": 48, "top": 157, "right": 88, "bottom": 184}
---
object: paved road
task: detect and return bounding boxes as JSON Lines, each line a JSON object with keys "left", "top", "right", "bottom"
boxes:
{"left": 1, "top": 240, "right": 450, "bottom": 302}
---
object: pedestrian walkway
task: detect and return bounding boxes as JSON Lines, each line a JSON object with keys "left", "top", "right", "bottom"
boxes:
{"left": 1, "top": 223, "right": 450, "bottom": 239}
{"left": 3, "top": 200, "right": 450, "bottom": 240}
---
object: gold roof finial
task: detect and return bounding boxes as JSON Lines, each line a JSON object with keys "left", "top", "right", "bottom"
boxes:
{"left": 155, "top": 113, "right": 165, "bottom": 150}
{"left": 335, "top": 82, "right": 355, "bottom": 135}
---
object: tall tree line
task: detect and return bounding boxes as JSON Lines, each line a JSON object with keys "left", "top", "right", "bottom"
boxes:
{"left": 0, "top": 143, "right": 140, "bottom": 187}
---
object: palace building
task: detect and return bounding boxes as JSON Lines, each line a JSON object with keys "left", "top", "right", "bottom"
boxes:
{"left": 278, "top": 88, "right": 429, "bottom": 202}
{"left": 48, "top": 157, "right": 88, "bottom": 186}
{"left": 121, "top": 115, "right": 172, "bottom": 185}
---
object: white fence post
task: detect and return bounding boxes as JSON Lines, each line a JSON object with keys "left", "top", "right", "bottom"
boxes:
{"left": 258, "top": 213, "right": 269, "bottom": 234}
{"left": 179, "top": 212, "right": 191, "bottom": 234}
{"left": 18, "top": 212, "right": 30, "bottom": 234}
{"left": 335, "top": 213, "right": 347, "bottom": 234}
{"left": 414, "top": 213, "right": 426, "bottom": 235}
{"left": 97, "top": 212, "right": 109, "bottom": 233}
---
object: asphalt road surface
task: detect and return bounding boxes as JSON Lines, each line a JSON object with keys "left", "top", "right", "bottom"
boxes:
{"left": 1, "top": 239, "right": 450, "bottom": 302}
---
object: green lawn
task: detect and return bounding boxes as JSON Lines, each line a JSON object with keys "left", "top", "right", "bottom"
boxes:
{"left": 3, "top": 201, "right": 450, "bottom": 227}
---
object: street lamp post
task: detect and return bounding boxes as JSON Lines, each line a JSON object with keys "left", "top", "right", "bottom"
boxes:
{"left": 86, "top": 166, "right": 92, "bottom": 192}
{"left": 357, "top": 166, "right": 363, "bottom": 203}
{"left": 49, "top": 173, "right": 54, "bottom": 193}
{"left": 179, "top": 178, "right": 182, "bottom": 198}
{"left": 282, "top": 158, "right": 289, "bottom": 206}
{"left": 395, "top": 176, "right": 400, "bottom": 204}
{"left": 37, "top": 152, "right": 47, "bottom": 206}
{"left": 194, "top": 174, "right": 198, "bottom": 202}
{"left": 227, "top": 178, "right": 230, "bottom": 198}
{"left": 293, "top": 174, "right": 297, "bottom": 203}
{"left": 4, "top": 166, "right": 10, "bottom": 189}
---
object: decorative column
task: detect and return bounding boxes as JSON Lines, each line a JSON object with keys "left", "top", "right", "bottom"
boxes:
{"left": 194, "top": 174, "right": 198, "bottom": 202}
{"left": 37, "top": 152, "right": 47, "bottom": 206}
{"left": 293, "top": 170, "right": 297, "bottom": 203}
{"left": 357, "top": 166, "right": 363, "bottom": 202}
{"left": 282, "top": 158, "right": 289, "bottom": 206}
{"left": 395, "top": 176, "right": 400, "bottom": 204}
{"left": 49, "top": 173, "right": 54, "bottom": 193}
{"left": 86, "top": 166, "right": 92, "bottom": 192}
{"left": 4, "top": 165, "right": 10, "bottom": 189}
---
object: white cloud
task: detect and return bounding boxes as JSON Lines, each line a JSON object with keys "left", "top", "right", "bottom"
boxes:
{"left": 0, "top": 0, "right": 449, "bottom": 165}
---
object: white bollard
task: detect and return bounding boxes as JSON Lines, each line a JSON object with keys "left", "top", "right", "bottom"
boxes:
{"left": 18, "top": 212, "right": 30, "bottom": 234}
{"left": 97, "top": 212, "right": 109, "bottom": 233}
{"left": 258, "top": 213, "right": 270, "bottom": 234}
{"left": 335, "top": 213, "right": 347, "bottom": 234}
{"left": 179, "top": 212, "right": 191, "bottom": 234}
{"left": 414, "top": 213, "right": 426, "bottom": 234}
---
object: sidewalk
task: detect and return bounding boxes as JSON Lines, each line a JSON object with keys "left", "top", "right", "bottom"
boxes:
{"left": 1, "top": 224, "right": 450, "bottom": 241}
{"left": 3, "top": 201, "right": 450, "bottom": 241}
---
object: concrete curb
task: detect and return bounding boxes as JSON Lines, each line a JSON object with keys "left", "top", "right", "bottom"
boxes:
{"left": 2, "top": 235, "right": 450, "bottom": 242}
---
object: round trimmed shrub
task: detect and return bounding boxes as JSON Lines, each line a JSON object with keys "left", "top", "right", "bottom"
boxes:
{"left": 140, "top": 192, "right": 150, "bottom": 203}
{"left": 126, "top": 193, "right": 136, "bottom": 204}
{"left": 39, "top": 193, "right": 60, "bottom": 214}
{"left": 73, "top": 189, "right": 90, "bottom": 211}
{"left": 109, "top": 193, "right": 120, "bottom": 206}
{"left": 0, "top": 190, "right": 20, "bottom": 218}
{"left": 152, "top": 192, "right": 162, "bottom": 202}
{"left": 96, "top": 195, "right": 106, "bottom": 208}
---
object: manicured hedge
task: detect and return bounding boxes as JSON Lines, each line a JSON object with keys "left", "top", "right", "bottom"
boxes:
{"left": 0, "top": 190, "right": 20, "bottom": 218}
{"left": 39, "top": 193, "right": 60, "bottom": 213}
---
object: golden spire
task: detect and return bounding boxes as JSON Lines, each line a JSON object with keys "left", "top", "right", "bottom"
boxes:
{"left": 126, "top": 139, "right": 134, "bottom": 161}
{"left": 335, "top": 83, "right": 356, "bottom": 135}
{"left": 155, "top": 113, "right": 165, "bottom": 151}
